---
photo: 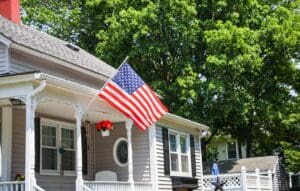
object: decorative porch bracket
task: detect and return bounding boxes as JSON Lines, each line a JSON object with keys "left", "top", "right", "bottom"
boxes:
{"left": 75, "top": 105, "right": 85, "bottom": 191}
{"left": 126, "top": 119, "right": 135, "bottom": 191}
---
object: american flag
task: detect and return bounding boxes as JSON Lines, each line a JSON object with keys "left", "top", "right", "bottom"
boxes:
{"left": 99, "top": 63, "right": 168, "bottom": 130}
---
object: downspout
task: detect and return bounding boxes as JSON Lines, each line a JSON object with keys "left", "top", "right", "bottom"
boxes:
{"left": 25, "top": 80, "right": 46, "bottom": 191}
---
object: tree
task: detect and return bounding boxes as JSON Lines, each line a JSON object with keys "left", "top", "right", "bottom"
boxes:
{"left": 21, "top": 0, "right": 300, "bottom": 166}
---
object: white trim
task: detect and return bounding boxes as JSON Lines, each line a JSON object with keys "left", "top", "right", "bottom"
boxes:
{"left": 168, "top": 129, "right": 192, "bottom": 177}
{"left": 40, "top": 118, "right": 76, "bottom": 176}
{"left": 148, "top": 124, "right": 158, "bottom": 190}
{"left": 113, "top": 137, "right": 128, "bottom": 168}
{"left": 0, "top": 35, "right": 12, "bottom": 46}
{"left": 1, "top": 107, "right": 12, "bottom": 181}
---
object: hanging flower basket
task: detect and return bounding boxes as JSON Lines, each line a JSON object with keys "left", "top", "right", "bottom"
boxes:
{"left": 96, "top": 120, "right": 113, "bottom": 136}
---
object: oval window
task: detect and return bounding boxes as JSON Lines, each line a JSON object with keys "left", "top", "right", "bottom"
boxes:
{"left": 113, "top": 138, "right": 128, "bottom": 167}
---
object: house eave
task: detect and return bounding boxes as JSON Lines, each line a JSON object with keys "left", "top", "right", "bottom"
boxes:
{"left": 158, "top": 113, "right": 209, "bottom": 131}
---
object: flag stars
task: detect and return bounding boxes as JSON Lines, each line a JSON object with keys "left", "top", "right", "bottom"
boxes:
{"left": 112, "top": 63, "right": 144, "bottom": 95}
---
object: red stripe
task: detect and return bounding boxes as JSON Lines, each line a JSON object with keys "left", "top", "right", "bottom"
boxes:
{"left": 141, "top": 85, "right": 168, "bottom": 116}
{"left": 132, "top": 91, "right": 158, "bottom": 122}
{"left": 134, "top": 88, "right": 160, "bottom": 121}
{"left": 99, "top": 92, "right": 147, "bottom": 130}
{"left": 107, "top": 83, "right": 152, "bottom": 125}
{"left": 99, "top": 83, "right": 149, "bottom": 130}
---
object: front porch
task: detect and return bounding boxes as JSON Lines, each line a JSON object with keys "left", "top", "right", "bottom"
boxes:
{"left": 0, "top": 72, "right": 153, "bottom": 191}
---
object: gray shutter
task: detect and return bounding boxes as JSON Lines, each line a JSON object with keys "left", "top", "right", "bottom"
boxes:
{"left": 35, "top": 118, "right": 40, "bottom": 172}
{"left": 162, "top": 127, "right": 170, "bottom": 175}
{"left": 190, "top": 135, "right": 196, "bottom": 177}
{"left": 81, "top": 126, "right": 88, "bottom": 175}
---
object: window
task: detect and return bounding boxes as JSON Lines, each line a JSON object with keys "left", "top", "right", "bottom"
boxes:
{"left": 40, "top": 118, "right": 75, "bottom": 175}
{"left": 169, "top": 130, "right": 191, "bottom": 176}
{"left": 227, "top": 141, "right": 237, "bottom": 159}
{"left": 113, "top": 138, "right": 128, "bottom": 167}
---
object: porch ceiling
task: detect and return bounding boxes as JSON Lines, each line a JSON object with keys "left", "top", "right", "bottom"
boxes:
{"left": 0, "top": 72, "right": 126, "bottom": 123}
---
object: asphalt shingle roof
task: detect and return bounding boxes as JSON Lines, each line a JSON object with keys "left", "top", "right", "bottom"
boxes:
{"left": 203, "top": 156, "right": 278, "bottom": 175}
{"left": 0, "top": 16, "right": 116, "bottom": 78}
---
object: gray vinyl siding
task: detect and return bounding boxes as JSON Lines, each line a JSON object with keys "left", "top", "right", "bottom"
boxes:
{"left": 194, "top": 135, "right": 203, "bottom": 191}
{"left": 11, "top": 108, "right": 76, "bottom": 191}
{"left": 155, "top": 126, "right": 203, "bottom": 191}
{"left": 94, "top": 123, "right": 150, "bottom": 182}
{"left": 0, "top": 43, "right": 8, "bottom": 74}
{"left": 11, "top": 108, "right": 150, "bottom": 191}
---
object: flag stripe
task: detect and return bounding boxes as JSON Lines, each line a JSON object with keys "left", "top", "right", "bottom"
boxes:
{"left": 107, "top": 83, "right": 153, "bottom": 124}
{"left": 142, "top": 85, "right": 168, "bottom": 115}
{"left": 132, "top": 90, "right": 159, "bottom": 122}
{"left": 99, "top": 91, "right": 147, "bottom": 130}
{"left": 100, "top": 83, "right": 150, "bottom": 128}
{"left": 134, "top": 88, "right": 161, "bottom": 120}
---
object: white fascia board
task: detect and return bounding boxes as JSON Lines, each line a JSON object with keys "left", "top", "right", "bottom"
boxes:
{"left": 0, "top": 35, "right": 12, "bottom": 46}
{"left": 0, "top": 72, "right": 41, "bottom": 85}
{"left": 158, "top": 113, "right": 209, "bottom": 131}
{"left": 40, "top": 73, "right": 99, "bottom": 96}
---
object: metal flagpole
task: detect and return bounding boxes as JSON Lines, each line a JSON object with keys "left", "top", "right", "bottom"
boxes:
{"left": 84, "top": 56, "right": 129, "bottom": 112}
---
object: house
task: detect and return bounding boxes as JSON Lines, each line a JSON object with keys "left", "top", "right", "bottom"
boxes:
{"left": 205, "top": 134, "right": 247, "bottom": 161}
{"left": 0, "top": 1, "right": 209, "bottom": 191}
{"left": 203, "top": 134, "right": 290, "bottom": 191}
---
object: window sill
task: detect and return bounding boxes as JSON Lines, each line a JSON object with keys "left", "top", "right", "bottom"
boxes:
{"left": 170, "top": 172, "right": 192, "bottom": 178}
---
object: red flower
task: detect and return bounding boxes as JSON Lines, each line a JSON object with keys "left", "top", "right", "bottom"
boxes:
{"left": 96, "top": 120, "right": 113, "bottom": 131}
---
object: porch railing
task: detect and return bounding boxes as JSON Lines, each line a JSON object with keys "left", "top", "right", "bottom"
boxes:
{"left": 84, "top": 181, "right": 153, "bottom": 191}
{"left": 203, "top": 166, "right": 273, "bottom": 191}
{"left": 33, "top": 183, "right": 45, "bottom": 191}
{"left": 0, "top": 181, "right": 25, "bottom": 191}
{"left": 203, "top": 173, "right": 242, "bottom": 191}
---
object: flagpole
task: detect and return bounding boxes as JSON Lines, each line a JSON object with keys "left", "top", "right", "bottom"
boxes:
{"left": 84, "top": 56, "right": 129, "bottom": 112}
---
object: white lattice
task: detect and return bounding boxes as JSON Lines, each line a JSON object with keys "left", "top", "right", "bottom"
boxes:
{"left": 203, "top": 174, "right": 241, "bottom": 190}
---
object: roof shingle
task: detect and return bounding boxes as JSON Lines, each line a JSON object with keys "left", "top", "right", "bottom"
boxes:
{"left": 0, "top": 16, "right": 116, "bottom": 77}
{"left": 203, "top": 156, "right": 278, "bottom": 175}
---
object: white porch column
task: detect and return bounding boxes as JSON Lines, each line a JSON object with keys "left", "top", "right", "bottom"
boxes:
{"left": 25, "top": 80, "right": 46, "bottom": 191}
{"left": 75, "top": 105, "right": 84, "bottom": 191}
{"left": 148, "top": 124, "right": 158, "bottom": 191}
{"left": 1, "top": 106, "right": 12, "bottom": 181}
{"left": 126, "top": 119, "right": 135, "bottom": 191}
{"left": 25, "top": 97, "right": 38, "bottom": 191}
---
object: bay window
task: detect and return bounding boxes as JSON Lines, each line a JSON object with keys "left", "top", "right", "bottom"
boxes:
{"left": 169, "top": 130, "right": 191, "bottom": 176}
{"left": 40, "top": 118, "right": 75, "bottom": 175}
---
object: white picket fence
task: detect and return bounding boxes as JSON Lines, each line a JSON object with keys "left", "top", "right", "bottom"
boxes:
{"left": 203, "top": 166, "right": 273, "bottom": 191}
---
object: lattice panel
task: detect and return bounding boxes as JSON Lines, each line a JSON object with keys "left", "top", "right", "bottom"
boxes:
{"left": 203, "top": 174, "right": 241, "bottom": 190}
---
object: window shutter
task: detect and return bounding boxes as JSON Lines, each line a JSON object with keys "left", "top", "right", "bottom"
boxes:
{"left": 162, "top": 127, "right": 170, "bottom": 175}
{"left": 81, "top": 126, "right": 88, "bottom": 175}
{"left": 35, "top": 118, "right": 40, "bottom": 173}
{"left": 190, "top": 135, "right": 196, "bottom": 177}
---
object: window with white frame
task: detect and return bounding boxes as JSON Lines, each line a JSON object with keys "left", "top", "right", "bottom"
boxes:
{"left": 169, "top": 130, "right": 191, "bottom": 176}
{"left": 40, "top": 118, "right": 75, "bottom": 175}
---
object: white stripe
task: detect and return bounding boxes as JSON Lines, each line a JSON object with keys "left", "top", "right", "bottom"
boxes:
{"left": 142, "top": 85, "right": 166, "bottom": 115}
{"left": 104, "top": 85, "right": 150, "bottom": 127}
{"left": 132, "top": 91, "right": 157, "bottom": 122}
{"left": 101, "top": 91, "right": 147, "bottom": 130}
{"left": 135, "top": 87, "right": 161, "bottom": 120}
{"left": 109, "top": 82, "right": 153, "bottom": 124}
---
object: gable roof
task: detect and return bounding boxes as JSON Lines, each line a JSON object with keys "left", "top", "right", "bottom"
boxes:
{"left": 203, "top": 156, "right": 278, "bottom": 175}
{"left": 0, "top": 16, "right": 116, "bottom": 78}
